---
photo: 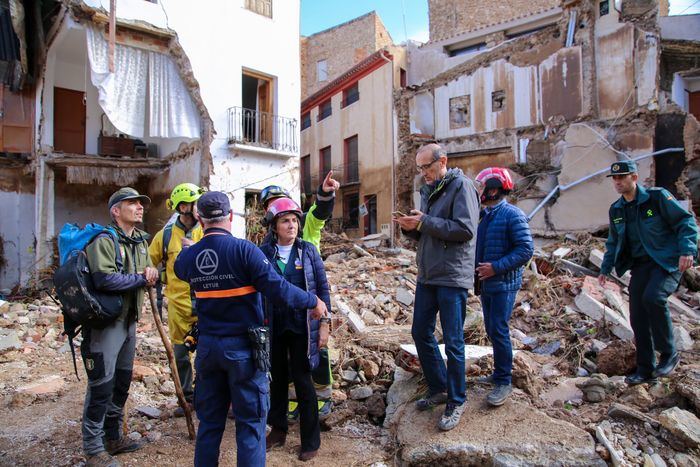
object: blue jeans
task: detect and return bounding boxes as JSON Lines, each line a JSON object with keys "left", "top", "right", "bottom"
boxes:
{"left": 194, "top": 335, "right": 269, "bottom": 467}
{"left": 411, "top": 283, "right": 468, "bottom": 404}
{"left": 481, "top": 290, "right": 517, "bottom": 385}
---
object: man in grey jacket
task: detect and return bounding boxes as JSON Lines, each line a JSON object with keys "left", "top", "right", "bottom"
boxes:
{"left": 394, "top": 143, "right": 480, "bottom": 431}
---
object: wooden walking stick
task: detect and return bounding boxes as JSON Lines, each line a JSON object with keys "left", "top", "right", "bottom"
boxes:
{"left": 147, "top": 287, "right": 196, "bottom": 440}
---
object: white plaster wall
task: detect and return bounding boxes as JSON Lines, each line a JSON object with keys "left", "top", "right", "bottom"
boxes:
{"left": 409, "top": 91, "right": 435, "bottom": 135}
{"left": 155, "top": 0, "right": 301, "bottom": 236}
{"left": 659, "top": 14, "right": 700, "bottom": 42}
{"left": 0, "top": 191, "right": 36, "bottom": 290}
{"left": 635, "top": 34, "right": 658, "bottom": 109}
{"left": 53, "top": 193, "right": 111, "bottom": 233}
{"left": 672, "top": 73, "right": 689, "bottom": 111}
{"left": 434, "top": 60, "right": 536, "bottom": 139}
{"left": 406, "top": 41, "right": 476, "bottom": 87}
{"left": 44, "top": 21, "right": 197, "bottom": 158}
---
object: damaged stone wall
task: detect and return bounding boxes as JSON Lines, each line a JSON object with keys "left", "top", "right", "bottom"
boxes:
{"left": 396, "top": 1, "right": 689, "bottom": 233}
{"left": 682, "top": 115, "right": 700, "bottom": 215}
{"left": 301, "top": 11, "right": 393, "bottom": 99}
{"left": 61, "top": 4, "right": 215, "bottom": 228}
{"left": 427, "top": 0, "right": 560, "bottom": 43}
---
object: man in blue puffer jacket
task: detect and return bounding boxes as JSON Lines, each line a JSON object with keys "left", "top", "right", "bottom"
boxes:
{"left": 474, "top": 167, "right": 534, "bottom": 407}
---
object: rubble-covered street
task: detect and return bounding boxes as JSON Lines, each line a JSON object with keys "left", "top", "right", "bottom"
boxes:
{"left": 1, "top": 232, "right": 698, "bottom": 466}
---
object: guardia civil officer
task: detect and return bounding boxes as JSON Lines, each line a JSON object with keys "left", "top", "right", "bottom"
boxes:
{"left": 174, "top": 191, "right": 328, "bottom": 467}
{"left": 599, "top": 161, "right": 698, "bottom": 385}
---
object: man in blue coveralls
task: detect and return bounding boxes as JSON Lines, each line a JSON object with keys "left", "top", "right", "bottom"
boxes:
{"left": 174, "top": 191, "right": 328, "bottom": 466}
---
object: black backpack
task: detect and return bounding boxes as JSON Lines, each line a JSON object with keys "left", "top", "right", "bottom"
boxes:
{"left": 53, "top": 227, "right": 124, "bottom": 378}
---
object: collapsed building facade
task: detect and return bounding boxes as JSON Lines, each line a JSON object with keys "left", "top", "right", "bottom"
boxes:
{"left": 0, "top": 0, "right": 302, "bottom": 292}
{"left": 397, "top": 0, "right": 700, "bottom": 235}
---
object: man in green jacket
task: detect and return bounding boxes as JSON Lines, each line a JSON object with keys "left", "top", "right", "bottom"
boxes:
{"left": 599, "top": 161, "right": 697, "bottom": 385}
{"left": 81, "top": 188, "right": 158, "bottom": 467}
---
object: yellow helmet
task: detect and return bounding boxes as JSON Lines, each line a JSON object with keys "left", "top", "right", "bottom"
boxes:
{"left": 167, "top": 183, "right": 204, "bottom": 210}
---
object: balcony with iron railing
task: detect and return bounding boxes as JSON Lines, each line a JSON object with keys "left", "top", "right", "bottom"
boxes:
{"left": 227, "top": 106, "right": 298, "bottom": 155}
{"left": 244, "top": 0, "right": 272, "bottom": 18}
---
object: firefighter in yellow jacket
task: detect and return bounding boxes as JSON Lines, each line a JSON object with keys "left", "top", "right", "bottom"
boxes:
{"left": 148, "top": 183, "right": 204, "bottom": 414}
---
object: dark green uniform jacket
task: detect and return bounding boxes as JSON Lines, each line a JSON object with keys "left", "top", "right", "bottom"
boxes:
{"left": 85, "top": 223, "right": 153, "bottom": 321}
{"left": 601, "top": 185, "right": 698, "bottom": 277}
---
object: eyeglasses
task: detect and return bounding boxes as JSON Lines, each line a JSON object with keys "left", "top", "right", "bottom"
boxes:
{"left": 416, "top": 159, "right": 439, "bottom": 173}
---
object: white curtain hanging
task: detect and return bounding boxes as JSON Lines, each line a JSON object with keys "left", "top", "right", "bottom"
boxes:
{"left": 149, "top": 52, "right": 201, "bottom": 138}
{"left": 86, "top": 26, "right": 148, "bottom": 138}
{"left": 86, "top": 26, "right": 201, "bottom": 140}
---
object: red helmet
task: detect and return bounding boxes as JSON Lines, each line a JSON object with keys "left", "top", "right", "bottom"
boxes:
{"left": 264, "top": 197, "right": 302, "bottom": 226}
{"left": 475, "top": 167, "right": 514, "bottom": 191}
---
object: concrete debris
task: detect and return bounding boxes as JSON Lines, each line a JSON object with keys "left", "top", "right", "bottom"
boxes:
{"left": 674, "top": 453, "right": 699, "bottom": 467}
{"left": 352, "top": 244, "right": 374, "bottom": 258}
{"left": 0, "top": 329, "right": 22, "bottom": 353}
{"left": 395, "top": 288, "right": 414, "bottom": 307}
{"left": 540, "top": 377, "right": 584, "bottom": 405}
{"left": 552, "top": 247, "right": 572, "bottom": 259}
{"left": 596, "top": 422, "right": 624, "bottom": 467}
{"left": 1, "top": 232, "right": 698, "bottom": 465}
{"left": 674, "top": 366, "right": 700, "bottom": 412}
{"left": 335, "top": 299, "right": 367, "bottom": 334}
{"left": 668, "top": 296, "right": 699, "bottom": 322}
{"left": 588, "top": 249, "right": 631, "bottom": 285}
{"left": 349, "top": 386, "right": 374, "bottom": 400}
{"left": 620, "top": 384, "right": 654, "bottom": 409}
{"left": 673, "top": 324, "right": 694, "bottom": 352}
{"left": 383, "top": 367, "right": 417, "bottom": 428}
{"left": 608, "top": 402, "right": 659, "bottom": 428}
{"left": 574, "top": 291, "right": 634, "bottom": 341}
{"left": 396, "top": 388, "right": 604, "bottom": 466}
{"left": 136, "top": 406, "right": 162, "bottom": 419}
{"left": 360, "top": 233, "right": 389, "bottom": 249}
{"left": 658, "top": 407, "right": 700, "bottom": 449}
{"left": 576, "top": 374, "right": 612, "bottom": 403}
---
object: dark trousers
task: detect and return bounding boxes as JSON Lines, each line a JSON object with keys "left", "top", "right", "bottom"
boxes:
{"left": 194, "top": 335, "right": 268, "bottom": 467}
{"left": 81, "top": 319, "right": 136, "bottom": 455}
{"left": 173, "top": 343, "right": 194, "bottom": 402}
{"left": 411, "top": 283, "right": 468, "bottom": 404}
{"left": 481, "top": 290, "right": 518, "bottom": 385}
{"left": 628, "top": 261, "right": 681, "bottom": 376}
{"left": 268, "top": 331, "right": 320, "bottom": 453}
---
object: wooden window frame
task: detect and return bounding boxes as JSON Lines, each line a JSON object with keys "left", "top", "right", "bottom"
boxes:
{"left": 343, "top": 135, "right": 359, "bottom": 184}
{"left": 342, "top": 83, "right": 359, "bottom": 108}
{"left": 319, "top": 145, "right": 332, "bottom": 176}
{"left": 317, "top": 99, "right": 332, "bottom": 122}
{"left": 301, "top": 112, "right": 311, "bottom": 131}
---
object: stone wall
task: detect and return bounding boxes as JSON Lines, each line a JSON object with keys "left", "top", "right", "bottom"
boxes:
{"left": 428, "top": 0, "right": 560, "bottom": 42}
{"left": 301, "top": 11, "right": 393, "bottom": 99}
{"left": 396, "top": 1, "right": 694, "bottom": 233}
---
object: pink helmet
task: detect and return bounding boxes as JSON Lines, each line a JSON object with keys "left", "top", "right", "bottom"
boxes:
{"left": 475, "top": 167, "right": 514, "bottom": 191}
{"left": 264, "top": 197, "right": 302, "bottom": 226}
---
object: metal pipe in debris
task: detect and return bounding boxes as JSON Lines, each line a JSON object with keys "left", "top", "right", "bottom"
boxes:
{"left": 526, "top": 147, "right": 684, "bottom": 222}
